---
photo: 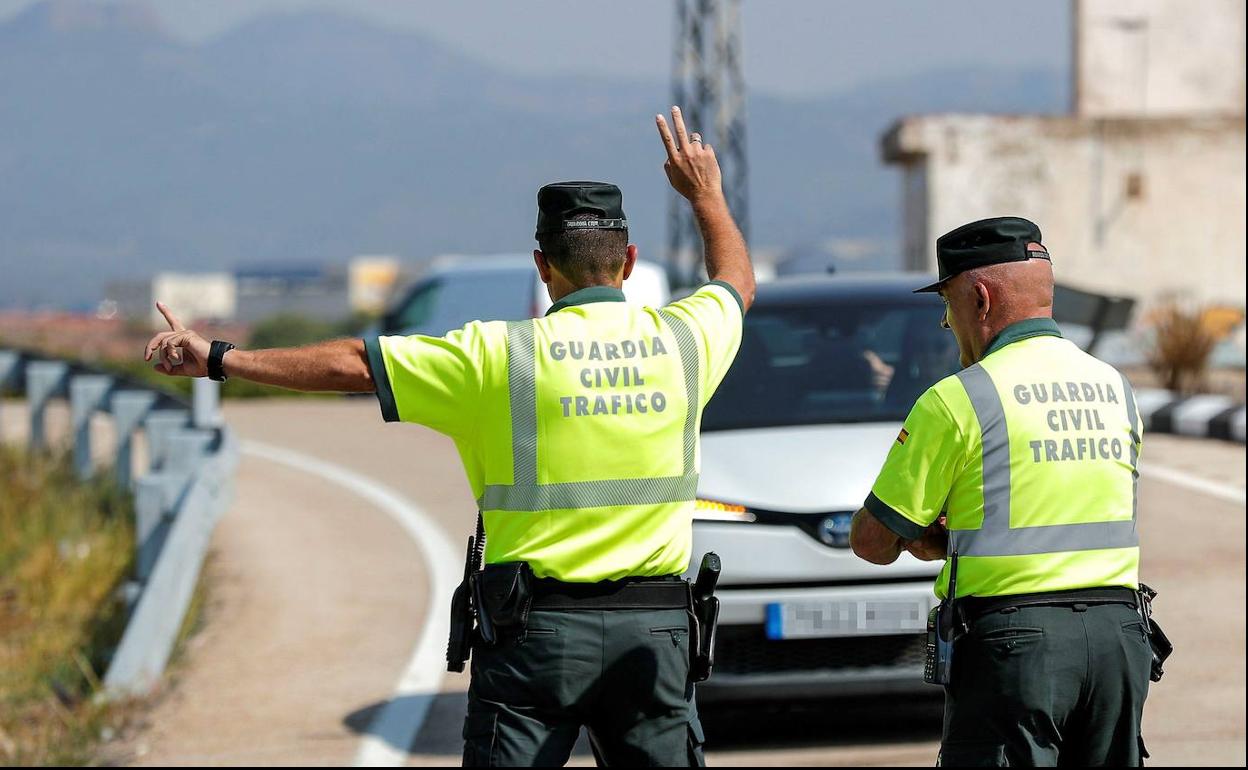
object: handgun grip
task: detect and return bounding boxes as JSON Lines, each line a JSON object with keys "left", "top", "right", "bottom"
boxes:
{"left": 693, "top": 552, "right": 721, "bottom": 601}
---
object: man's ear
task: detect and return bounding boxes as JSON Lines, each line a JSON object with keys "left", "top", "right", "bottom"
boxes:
{"left": 621, "top": 244, "right": 639, "bottom": 281}
{"left": 974, "top": 281, "right": 992, "bottom": 322}
{"left": 534, "top": 249, "right": 553, "bottom": 285}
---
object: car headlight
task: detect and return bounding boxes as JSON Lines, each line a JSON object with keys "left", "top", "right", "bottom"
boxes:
{"left": 693, "top": 498, "right": 757, "bottom": 522}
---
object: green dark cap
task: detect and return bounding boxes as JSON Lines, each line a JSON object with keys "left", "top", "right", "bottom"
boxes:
{"left": 535, "top": 181, "right": 628, "bottom": 238}
{"left": 915, "top": 216, "right": 1050, "bottom": 293}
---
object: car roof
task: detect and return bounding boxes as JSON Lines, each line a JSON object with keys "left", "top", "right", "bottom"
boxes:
{"left": 425, "top": 253, "right": 534, "bottom": 277}
{"left": 753, "top": 272, "right": 942, "bottom": 307}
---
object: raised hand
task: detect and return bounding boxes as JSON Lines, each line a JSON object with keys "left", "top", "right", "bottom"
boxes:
{"left": 143, "top": 302, "right": 211, "bottom": 378}
{"left": 655, "top": 106, "right": 724, "bottom": 205}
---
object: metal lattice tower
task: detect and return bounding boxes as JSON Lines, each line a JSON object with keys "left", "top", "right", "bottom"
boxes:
{"left": 667, "top": 0, "right": 749, "bottom": 288}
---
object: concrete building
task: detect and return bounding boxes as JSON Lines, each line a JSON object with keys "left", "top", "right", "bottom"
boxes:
{"left": 104, "top": 256, "right": 404, "bottom": 328}
{"left": 105, "top": 273, "right": 237, "bottom": 329}
{"left": 882, "top": 0, "right": 1246, "bottom": 312}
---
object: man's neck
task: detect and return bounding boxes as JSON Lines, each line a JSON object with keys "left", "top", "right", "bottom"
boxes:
{"left": 974, "top": 312, "right": 1055, "bottom": 361}
{"left": 549, "top": 279, "right": 623, "bottom": 304}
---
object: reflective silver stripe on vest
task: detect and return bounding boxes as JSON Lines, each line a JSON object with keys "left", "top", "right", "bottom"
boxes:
{"left": 478, "top": 475, "right": 700, "bottom": 512}
{"left": 478, "top": 314, "right": 701, "bottom": 512}
{"left": 1121, "top": 371, "right": 1141, "bottom": 523}
{"left": 506, "top": 319, "right": 538, "bottom": 485}
{"left": 949, "top": 363, "right": 1139, "bottom": 558}
{"left": 661, "top": 310, "right": 700, "bottom": 475}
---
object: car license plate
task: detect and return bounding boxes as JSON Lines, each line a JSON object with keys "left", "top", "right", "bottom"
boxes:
{"left": 765, "top": 595, "right": 930, "bottom": 639}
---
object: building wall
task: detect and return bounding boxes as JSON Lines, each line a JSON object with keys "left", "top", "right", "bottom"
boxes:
{"left": 1075, "top": 0, "right": 1246, "bottom": 118}
{"left": 349, "top": 255, "right": 401, "bottom": 314}
{"left": 150, "top": 273, "right": 237, "bottom": 328}
{"left": 884, "top": 114, "right": 1246, "bottom": 309}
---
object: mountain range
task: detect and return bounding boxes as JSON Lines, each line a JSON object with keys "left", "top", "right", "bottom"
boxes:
{"left": 0, "top": 0, "right": 1066, "bottom": 309}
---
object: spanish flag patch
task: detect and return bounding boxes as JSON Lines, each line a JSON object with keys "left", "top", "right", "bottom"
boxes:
{"left": 896, "top": 428, "right": 910, "bottom": 445}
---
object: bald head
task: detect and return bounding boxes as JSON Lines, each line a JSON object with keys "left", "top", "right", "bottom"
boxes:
{"left": 940, "top": 252, "right": 1055, "bottom": 366}
{"left": 953, "top": 258, "right": 1054, "bottom": 319}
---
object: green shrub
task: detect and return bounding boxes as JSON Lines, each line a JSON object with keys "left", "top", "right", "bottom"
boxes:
{"left": 247, "top": 313, "right": 339, "bottom": 350}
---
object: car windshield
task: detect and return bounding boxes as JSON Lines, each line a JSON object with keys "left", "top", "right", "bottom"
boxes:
{"left": 702, "top": 299, "right": 962, "bottom": 431}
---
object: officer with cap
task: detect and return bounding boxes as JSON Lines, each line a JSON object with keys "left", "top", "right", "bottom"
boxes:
{"left": 849, "top": 217, "right": 1155, "bottom": 766}
{"left": 142, "top": 106, "right": 754, "bottom": 767}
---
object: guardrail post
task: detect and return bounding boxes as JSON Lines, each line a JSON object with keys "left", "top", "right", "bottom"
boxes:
{"left": 0, "top": 350, "right": 21, "bottom": 438}
{"left": 133, "top": 475, "right": 165, "bottom": 583}
{"left": 132, "top": 473, "right": 186, "bottom": 584}
{"left": 193, "top": 378, "right": 222, "bottom": 429}
{"left": 110, "top": 390, "right": 157, "bottom": 489}
{"left": 142, "top": 409, "right": 190, "bottom": 471}
{"left": 25, "top": 361, "right": 69, "bottom": 451}
{"left": 166, "top": 428, "right": 217, "bottom": 475}
{"left": 69, "top": 374, "right": 114, "bottom": 481}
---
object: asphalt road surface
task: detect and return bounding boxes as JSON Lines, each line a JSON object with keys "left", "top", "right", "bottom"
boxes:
{"left": 119, "top": 400, "right": 1245, "bottom": 767}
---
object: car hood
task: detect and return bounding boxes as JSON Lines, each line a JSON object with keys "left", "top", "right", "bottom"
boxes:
{"left": 698, "top": 422, "right": 902, "bottom": 512}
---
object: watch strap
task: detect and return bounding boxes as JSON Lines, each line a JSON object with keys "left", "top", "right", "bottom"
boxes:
{"left": 208, "top": 340, "right": 236, "bottom": 382}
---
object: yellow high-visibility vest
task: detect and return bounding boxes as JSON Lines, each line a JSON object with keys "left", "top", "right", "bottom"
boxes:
{"left": 366, "top": 282, "right": 744, "bottom": 581}
{"left": 867, "top": 318, "right": 1142, "bottom": 599}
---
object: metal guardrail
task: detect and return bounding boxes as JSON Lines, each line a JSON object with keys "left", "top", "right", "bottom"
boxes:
{"left": 0, "top": 348, "right": 240, "bottom": 696}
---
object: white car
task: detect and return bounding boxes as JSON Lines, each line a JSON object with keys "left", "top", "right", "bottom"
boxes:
{"left": 378, "top": 254, "right": 670, "bottom": 337}
{"left": 689, "top": 273, "right": 962, "bottom": 702}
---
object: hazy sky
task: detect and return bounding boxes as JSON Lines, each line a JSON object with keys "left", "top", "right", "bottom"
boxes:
{"left": 0, "top": 0, "right": 1070, "bottom": 97}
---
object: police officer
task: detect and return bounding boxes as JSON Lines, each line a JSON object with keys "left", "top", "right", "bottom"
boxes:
{"left": 849, "top": 217, "right": 1152, "bottom": 767}
{"left": 143, "top": 106, "right": 755, "bottom": 767}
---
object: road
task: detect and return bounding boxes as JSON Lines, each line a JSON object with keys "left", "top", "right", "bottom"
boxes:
{"left": 124, "top": 399, "right": 1246, "bottom": 767}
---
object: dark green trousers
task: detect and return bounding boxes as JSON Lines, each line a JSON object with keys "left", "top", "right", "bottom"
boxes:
{"left": 462, "top": 607, "right": 706, "bottom": 767}
{"left": 940, "top": 602, "right": 1152, "bottom": 767}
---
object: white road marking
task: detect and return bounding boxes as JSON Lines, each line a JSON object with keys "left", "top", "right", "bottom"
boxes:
{"left": 241, "top": 441, "right": 462, "bottom": 767}
{"left": 1142, "top": 463, "right": 1246, "bottom": 505}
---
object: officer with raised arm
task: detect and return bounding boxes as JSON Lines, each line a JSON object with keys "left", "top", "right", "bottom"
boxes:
{"left": 143, "top": 106, "right": 754, "bottom": 767}
{"left": 849, "top": 217, "right": 1163, "bottom": 767}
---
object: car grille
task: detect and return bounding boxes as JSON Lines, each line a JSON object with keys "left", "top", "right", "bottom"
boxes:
{"left": 715, "top": 625, "right": 926, "bottom": 676}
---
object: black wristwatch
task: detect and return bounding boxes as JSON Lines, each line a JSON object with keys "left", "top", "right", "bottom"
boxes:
{"left": 208, "top": 340, "right": 236, "bottom": 382}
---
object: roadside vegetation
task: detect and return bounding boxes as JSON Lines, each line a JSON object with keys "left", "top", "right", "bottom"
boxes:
{"left": 0, "top": 447, "right": 135, "bottom": 766}
{"left": 1147, "top": 302, "right": 1244, "bottom": 395}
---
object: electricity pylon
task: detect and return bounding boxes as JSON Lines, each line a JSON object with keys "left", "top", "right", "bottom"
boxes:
{"left": 667, "top": 0, "right": 749, "bottom": 288}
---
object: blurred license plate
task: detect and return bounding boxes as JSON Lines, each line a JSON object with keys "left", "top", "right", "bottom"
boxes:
{"left": 765, "top": 595, "right": 930, "bottom": 639}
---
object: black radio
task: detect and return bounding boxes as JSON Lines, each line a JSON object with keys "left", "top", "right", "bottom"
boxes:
{"left": 924, "top": 551, "right": 960, "bottom": 686}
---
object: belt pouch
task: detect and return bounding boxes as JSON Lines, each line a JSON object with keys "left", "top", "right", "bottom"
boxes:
{"left": 472, "top": 562, "right": 534, "bottom": 634}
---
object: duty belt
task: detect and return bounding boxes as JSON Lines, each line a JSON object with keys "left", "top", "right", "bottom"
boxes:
{"left": 530, "top": 576, "right": 689, "bottom": 611}
{"left": 959, "top": 586, "right": 1138, "bottom": 621}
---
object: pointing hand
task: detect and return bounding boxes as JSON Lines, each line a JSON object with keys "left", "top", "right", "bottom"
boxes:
{"left": 142, "top": 302, "right": 211, "bottom": 378}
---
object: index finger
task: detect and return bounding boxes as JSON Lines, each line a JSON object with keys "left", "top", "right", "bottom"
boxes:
{"left": 670, "top": 106, "right": 690, "bottom": 148}
{"left": 156, "top": 301, "right": 185, "bottom": 331}
{"left": 655, "top": 114, "right": 678, "bottom": 159}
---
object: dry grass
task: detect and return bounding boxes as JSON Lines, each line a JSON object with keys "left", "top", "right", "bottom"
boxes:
{"left": 0, "top": 447, "right": 135, "bottom": 766}
{"left": 1147, "top": 303, "right": 1245, "bottom": 395}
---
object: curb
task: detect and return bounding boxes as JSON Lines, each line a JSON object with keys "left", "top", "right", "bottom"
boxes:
{"left": 1136, "top": 388, "right": 1246, "bottom": 443}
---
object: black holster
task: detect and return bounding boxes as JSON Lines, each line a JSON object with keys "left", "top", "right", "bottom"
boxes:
{"left": 689, "top": 553, "right": 721, "bottom": 683}
{"left": 1137, "top": 583, "right": 1173, "bottom": 682}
